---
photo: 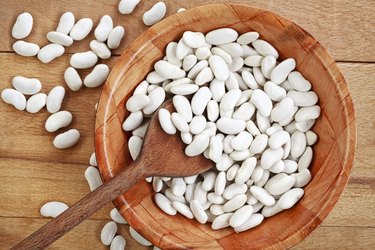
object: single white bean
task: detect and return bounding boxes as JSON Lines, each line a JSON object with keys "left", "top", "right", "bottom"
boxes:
{"left": 53, "top": 129, "right": 80, "bottom": 149}
{"left": 45, "top": 111, "right": 72, "bottom": 132}
{"left": 84, "top": 64, "right": 110, "bottom": 88}
{"left": 143, "top": 2, "right": 167, "bottom": 26}
{"left": 47, "top": 31, "right": 73, "bottom": 46}
{"left": 84, "top": 166, "right": 103, "bottom": 191}
{"left": 205, "top": 28, "right": 238, "bottom": 45}
{"left": 46, "top": 86, "right": 65, "bottom": 113}
{"left": 129, "top": 227, "right": 152, "bottom": 246}
{"left": 12, "top": 76, "right": 41, "bottom": 95}
{"left": 190, "top": 200, "right": 208, "bottom": 223}
{"left": 209, "top": 55, "right": 229, "bottom": 81}
{"left": 70, "top": 18, "right": 93, "bottom": 41}
{"left": 110, "top": 208, "right": 127, "bottom": 224}
{"left": 40, "top": 201, "right": 68, "bottom": 218}
{"left": 13, "top": 41, "right": 40, "bottom": 57}
{"left": 107, "top": 26, "right": 125, "bottom": 49}
{"left": 110, "top": 235, "right": 126, "bottom": 250}
{"left": 90, "top": 40, "right": 111, "bottom": 59}
{"left": 288, "top": 71, "right": 312, "bottom": 92}
{"left": 128, "top": 135, "right": 143, "bottom": 160}
{"left": 155, "top": 193, "right": 177, "bottom": 215}
{"left": 70, "top": 51, "right": 98, "bottom": 69}
{"left": 101, "top": 221, "right": 118, "bottom": 246}
{"left": 249, "top": 186, "right": 275, "bottom": 206}
{"left": 64, "top": 67, "right": 82, "bottom": 91}
{"left": 172, "top": 201, "right": 194, "bottom": 219}
{"left": 26, "top": 93, "right": 47, "bottom": 113}
{"left": 95, "top": 15, "right": 113, "bottom": 42}
{"left": 229, "top": 205, "right": 254, "bottom": 228}
{"left": 185, "top": 133, "right": 209, "bottom": 157}
{"left": 252, "top": 39, "right": 279, "bottom": 58}
{"left": 211, "top": 213, "right": 233, "bottom": 230}
{"left": 122, "top": 111, "right": 143, "bottom": 131}
{"left": 118, "top": 0, "right": 140, "bottom": 14}
{"left": 1, "top": 89, "right": 26, "bottom": 110}
{"left": 234, "top": 213, "right": 264, "bottom": 232}
{"left": 38, "top": 44, "right": 65, "bottom": 63}
{"left": 264, "top": 173, "right": 295, "bottom": 196}
{"left": 223, "top": 194, "right": 247, "bottom": 212}
{"left": 270, "top": 58, "right": 296, "bottom": 84}
{"left": 12, "top": 12, "right": 33, "bottom": 39}
{"left": 56, "top": 12, "right": 75, "bottom": 34}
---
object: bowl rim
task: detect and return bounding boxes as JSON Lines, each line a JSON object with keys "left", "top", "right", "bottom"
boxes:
{"left": 95, "top": 3, "right": 357, "bottom": 249}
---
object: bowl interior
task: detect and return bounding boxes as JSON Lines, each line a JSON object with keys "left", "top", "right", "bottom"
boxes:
{"left": 95, "top": 4, "right": 356, "bottom": 249}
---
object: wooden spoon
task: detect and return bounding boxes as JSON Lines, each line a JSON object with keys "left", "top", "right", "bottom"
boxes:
{"left": 12, "top": 101, "right": 213, "bottom": 249}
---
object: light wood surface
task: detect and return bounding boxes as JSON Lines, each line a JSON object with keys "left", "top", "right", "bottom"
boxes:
{"left": 0, "top": 0, "right": 374, "bottom": 249}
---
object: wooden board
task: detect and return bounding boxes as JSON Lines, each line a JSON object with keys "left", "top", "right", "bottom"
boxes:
{"left": 0, "top": 0, "right": 374, "bottom": 249}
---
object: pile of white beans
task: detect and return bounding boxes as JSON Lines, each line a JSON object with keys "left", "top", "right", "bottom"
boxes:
{"left": 3, "top": 2, "right": 174, "bottom": 249}
{"left": 123, "top": 27, "right": 320, "bottom": 232}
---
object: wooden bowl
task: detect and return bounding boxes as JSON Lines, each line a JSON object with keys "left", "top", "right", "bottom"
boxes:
{"left": 95, "top": 3, "right": 356, "bottom": 249}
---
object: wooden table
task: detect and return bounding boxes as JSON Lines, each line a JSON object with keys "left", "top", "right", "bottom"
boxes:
{"left": 0, "top": 0, "right": 374, "bottom": 249}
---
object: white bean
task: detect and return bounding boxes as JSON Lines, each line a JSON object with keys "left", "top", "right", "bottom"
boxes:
{"left": 209, "top": 55, "right": 229, "bottom": 81}
{"left": 90, "top": 40, "right": 111, "bottom": 59}
{"left": 64, "top": 67, "right": 82, "bottom": 91}
{"left": 107, "top": 26, "right": 125, "bottom": 49}
{"left": 110, "top": 235, "right": 126, "bottom": 250}
{"left": 155, "top": 193, "right": 177, "bottom": 215}
{"left": 172, "top": 201, "right": 194, "bottom": 219}
{"left": 38, "top": 44, "right": 65, "bottom": 63}
{"left": 40, "top": 201, "right": 68, "bottom": 218}
{"left": 45, "top": 111, "right": 72, "bottom": 132}
{"left": 189, "top": 115, "right": 206, "bottom": 135}
{"left": 217, "top": 117, "right": 246, "bottom": 135}
{"left": 12, "top": 12, "right": 33, "bottom": 39}
{"left": 290, "top": 131, "right": 307, "bottom": 158}
{"left": 26, "top": 93, "right": 47, "bottom": 113}
{"left": 264, "top": 173, "right": 295, "bottom": 196}
{"left": 185, "top": 133, "right": 209, "bottom": 156}
{"left": 12, "top": 76, "right": 41, "bottom": 95}
{"left": 118, "top": 0, "right": 140, "bottom": 14}
{"left": 229, "top": 205, "right": 254, "bottom": 228}
{"left": 288, "top": 71, "right": 311, "bottom": 92}
{"left": 190, "top": 200, "right": 208, "bottom": 223}
{"left": 47, "top": 31, "right": 73, "bottom": 46}
{"left": 46, "top": 86, "right": 65, "bottom": 113}
{"left": 1, "top": 89, "right": 26, "bottom": 110}
{"left": 110, "top": 208, "right": 127, "bottom": 224}
{"left": 13, "top": 41, "right": 40, "bottom": 57}
{"left": 53, "top": 129, "right": 80, "bottom": 149}
{"left": 270, "top": 58, "right": 296, "bottom": 84}
{"left": 70, "top": 18, "right": 93, "bottom": 41}
{"left": 250, "top": 89, "right": 272, "bottom": 117}
{"left": 84, "top": 166, "right": 103, "bottom": 191}
{"left": 56, "top": 12, "right": 75, "bottom": 34}
{"left": 211, "top": 213, "right": 233, "bottom": 230}
{"left": 249, "top": 186, "right": 275, "bottom": 206}
{"left": 143, "top": 2, "right": 167, "bottom": 26}
{"left": 223, "top": 194, "right": 247, "bottom": 212}
{"left": 234, "top": 213, "right": 264, "bottom": 232}
{"left": 235, "top": 157, "right": 257, "bottom": 184}
{"left": 205, "top": 28, "right": 238, "bottom": 45}
{"left": 237, "top": 32, "right": 259, "bottom": 45}
{"left": 70, "top": 51, "right": 98, "bottom": 69}
{"left": 183, "top": 31, "right": 205, "bottom": 48}
{"left": 191, "top": 86, "right": 212, "bottom": 115}
{"left": 84, "top": 64, "right": 110, "bottom": 88}
{"left": 252, "top": 39, "right": 279, "bottom": 59}
{"left": 128, "top": 135, "right": 143, "bottom": 160}
{"left": 95, "top": 15, "right": 113, "bottom": 42}
{"left": 129, "top": 227, "right": 152, "bottom": 246}
{"left": 122, "top": 111, "right": 143, "bottom": 131}
{"left": 101, "top": 221, "right": 118, "bottom": 246}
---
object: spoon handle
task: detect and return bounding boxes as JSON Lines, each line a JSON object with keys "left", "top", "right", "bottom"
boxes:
{"left": 11, "top": 161, "right": 145, "bottom": 250}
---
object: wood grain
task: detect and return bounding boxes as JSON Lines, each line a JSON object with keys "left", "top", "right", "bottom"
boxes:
{"left": 0, "top": 0, "right": 374, "bottom": 249}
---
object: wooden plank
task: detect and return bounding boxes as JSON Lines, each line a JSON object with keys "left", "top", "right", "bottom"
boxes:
{"left": 295, "top": 226, "right": 375, "bottom": 249}
{"left": 0, "top": 0, "right": 374, "bottom": 61}
{"left": 0, "top": 216, "right": 373, "bottom": 249}
{"left": 0, "top": 158, "right": 112, "bottom": 219}
{"left": 0, "top": 217, "right": 149, "bottom": 250}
